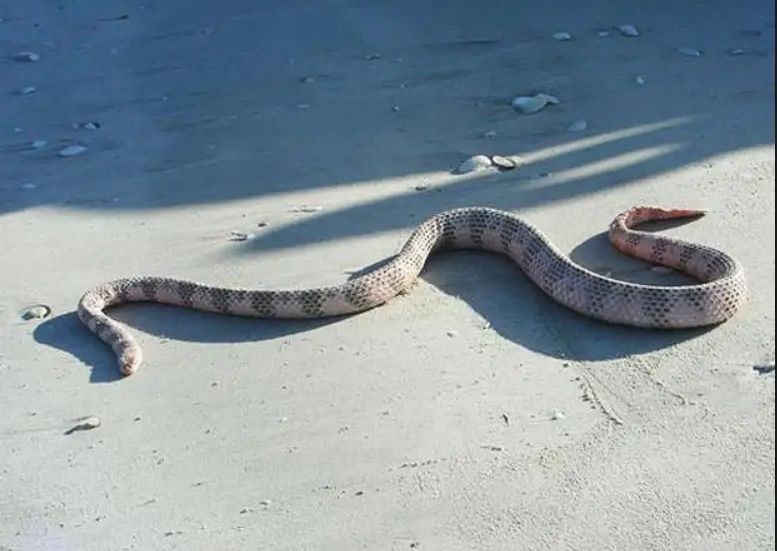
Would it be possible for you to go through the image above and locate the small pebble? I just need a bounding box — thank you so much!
[31,140,47,150]
[727,48,746,56]
[446,330,458,338]
[551,410,566,421]
[566,119,588,133]
[552,32,573,41]
[257,221,269,228]
[391,105,400,112]
[58,144,88,157]
[511,93,559,114]
[13,51,41,62]
[617,25,640,37]
[414,184,429,191]
[364,53,382,61]
[17,86,37,96]
[532,171,553,179]
[635,75,647,85]
[21,304,51,320]
[677,47,702,57]
[597,30,611,38]
[456,155,493,174]
[483,130,497,139]
[301,76,316,84]
[259,499,272,507]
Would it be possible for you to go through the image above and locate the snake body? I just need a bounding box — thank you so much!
[78,206,747,376]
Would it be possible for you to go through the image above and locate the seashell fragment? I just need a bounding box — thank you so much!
[228,230,251,241]
[65,416,101,434]
[566,119,588,133]
[551,410,566,421]
[73,121,100,131]
[511,93,560,114]
[456,155,493,174]
[58,144,88,157]
[635,75,646,85]
[677,47,702,57]
[17,86,37,96]
[490,155,519,170]
[13,51,41,62]
[21,304,51,320]
[617,25,640,37]
[292,205,323,213]
[552,32,573,41]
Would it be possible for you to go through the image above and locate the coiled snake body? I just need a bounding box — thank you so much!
[79,206,747,376]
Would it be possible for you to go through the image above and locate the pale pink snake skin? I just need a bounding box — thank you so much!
[79,206,747,376]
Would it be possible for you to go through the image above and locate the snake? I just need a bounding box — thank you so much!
[78,206,747,376]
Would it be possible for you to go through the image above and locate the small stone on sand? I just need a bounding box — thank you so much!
[566,120,588,133]
[58,144,88,157]
[617,25,640,37]
[677,47,702,57]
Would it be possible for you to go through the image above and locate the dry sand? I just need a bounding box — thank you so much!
[1,1,774,549]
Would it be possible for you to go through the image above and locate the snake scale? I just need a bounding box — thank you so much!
[79,206,747,376]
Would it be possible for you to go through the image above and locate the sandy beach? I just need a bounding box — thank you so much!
[1,1,774,549]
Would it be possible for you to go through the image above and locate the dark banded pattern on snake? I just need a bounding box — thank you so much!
[78,206,747,376]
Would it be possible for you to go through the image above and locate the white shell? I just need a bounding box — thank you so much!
[456,155,493,174]
[511,93,559,114]
[552,32,572,41]
[293,205,323,213]
[58,144,88,157]
[21,304,51,320]
[14,51,41,62]
[31,140,47,149]
[490,155,519,170]
[677,47,702,57]
[617,25,640,37]
[635,75,647,85]
[566,119,588,133]
[19,86,37,96]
